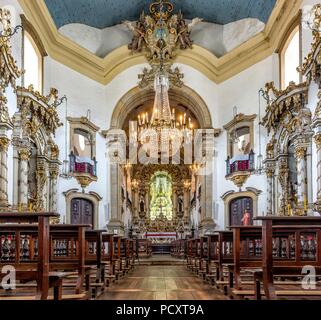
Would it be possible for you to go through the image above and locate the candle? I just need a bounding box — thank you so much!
[138,115,141,126]
[180,115,183,126]
[142,114,145,125]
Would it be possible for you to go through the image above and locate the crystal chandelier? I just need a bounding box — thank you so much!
[136,0,193,158]
[137,68,193,157]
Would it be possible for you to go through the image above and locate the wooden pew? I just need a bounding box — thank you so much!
[205,234,219,285]
[187,238,201,273]
[48,224,93,298]
[226,222,321,300]
[253,216,321,300]
[102,233,115,286]
[186,239,196,271]
[215,231,234,283]
[229,226,263,290]
[0,212,69,300]
[0,223,93,300]
[84,230,106,297]
[113,236,129,279]
[126,239,135,271]
[198,236,208,280]
[137,239,152,258]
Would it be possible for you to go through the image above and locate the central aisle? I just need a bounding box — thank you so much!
[98,263,228,300]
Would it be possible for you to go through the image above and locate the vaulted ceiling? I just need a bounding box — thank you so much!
[44,0,277,29]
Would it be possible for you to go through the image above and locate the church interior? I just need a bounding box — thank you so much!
[1,0,321,302]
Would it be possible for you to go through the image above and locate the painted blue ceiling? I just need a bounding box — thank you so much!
[44,0,277,29]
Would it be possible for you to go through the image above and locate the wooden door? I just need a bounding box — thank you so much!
[229,197,253,226]
[71,198,94,228]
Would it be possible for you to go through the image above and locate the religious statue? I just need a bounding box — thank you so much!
[123,13,146,53]
[177,13,192,49]
[139,196,145,213]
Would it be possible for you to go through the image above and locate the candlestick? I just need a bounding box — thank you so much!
[287,204,291,216]
[29,203,33,213]
[138,115,141,126]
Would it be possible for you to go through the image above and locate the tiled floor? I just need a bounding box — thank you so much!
[98,264,229,300]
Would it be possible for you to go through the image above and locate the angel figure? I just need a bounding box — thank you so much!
[177,15,202,50]
[123,20,146,52]
[188,17,203,32]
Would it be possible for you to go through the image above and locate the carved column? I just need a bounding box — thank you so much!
[183,184,190,222]
[172,185,177,218]
[266,167,275,215]
[278,157,288,216]
[49,165,59,212]
[145,186,150,217]
[199,144,216,235]
[295,146,307,215]
[19,148,30,210]
[107,163,124,235]
[132,185,139,222]
[0,137,9,210]
[314,133,321,212]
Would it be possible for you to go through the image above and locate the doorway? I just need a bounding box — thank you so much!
[229,197,253,226]
[71,198,94,227]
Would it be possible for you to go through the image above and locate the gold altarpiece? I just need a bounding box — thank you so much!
[263,81,313,216]
[0,8,62,217]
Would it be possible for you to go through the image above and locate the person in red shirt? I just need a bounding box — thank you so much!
[241,210,251,226]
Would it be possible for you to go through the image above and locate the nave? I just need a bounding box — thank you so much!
[98,263,228,301]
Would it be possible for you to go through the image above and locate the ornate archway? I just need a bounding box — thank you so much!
[107,84,215,236]
[110,85,213,130]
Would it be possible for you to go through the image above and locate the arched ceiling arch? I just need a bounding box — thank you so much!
[110,85,213,130]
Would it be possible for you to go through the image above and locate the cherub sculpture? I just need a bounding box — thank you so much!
[123,19,145,52]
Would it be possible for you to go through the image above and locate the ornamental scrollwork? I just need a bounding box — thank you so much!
[124,3,201,62]
[262,81,309,135]
[16,85,63,137]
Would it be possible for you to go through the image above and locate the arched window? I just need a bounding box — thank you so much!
[21,15,47,93]
[24,32,43,92]
[73,128,93,158]
[279,15,301,89]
